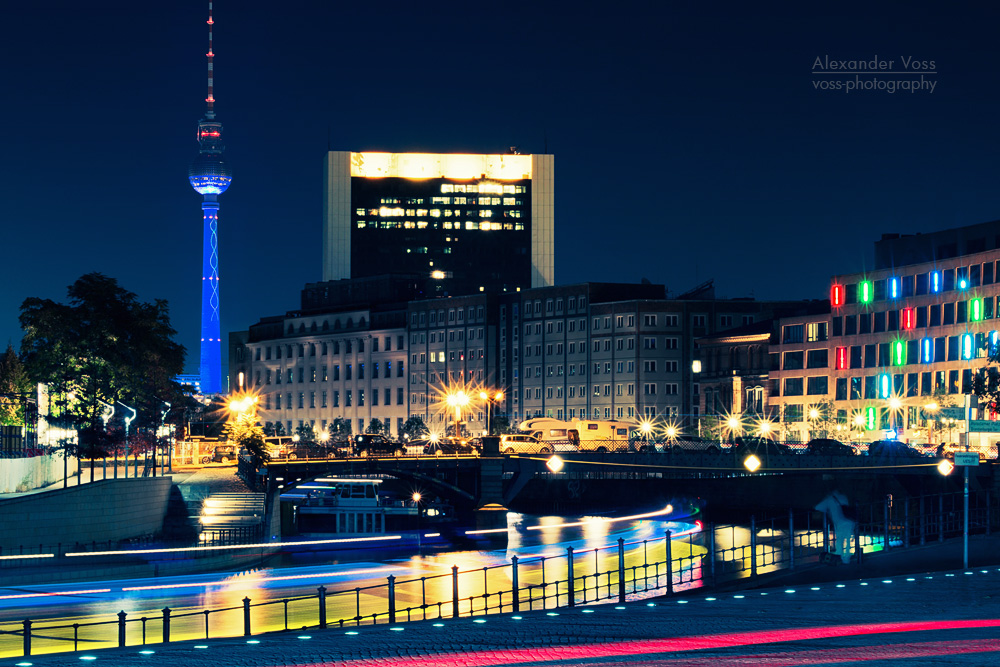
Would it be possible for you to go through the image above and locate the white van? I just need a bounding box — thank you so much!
[518,418,634,453]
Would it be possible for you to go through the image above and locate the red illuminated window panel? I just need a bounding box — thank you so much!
[836,347,847,370]
[902,307,914,330]
[830,284,845,307]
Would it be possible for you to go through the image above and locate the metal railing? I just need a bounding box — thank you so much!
[5,489,997,658]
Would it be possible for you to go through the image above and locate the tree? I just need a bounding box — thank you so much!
[0,344,31,426]
[19,273,188,435]
[492,415,513,434]
[224,410,269,464]
[400,416,428,440]
[295,423,316,444]
[330,417,352,439]
[366,418,385,434]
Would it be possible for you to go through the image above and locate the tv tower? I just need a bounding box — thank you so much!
[188,1,231,395]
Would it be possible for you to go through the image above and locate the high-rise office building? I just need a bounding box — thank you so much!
[322,151,554,296]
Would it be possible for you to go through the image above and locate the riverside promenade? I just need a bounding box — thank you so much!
[13,537,1000,667]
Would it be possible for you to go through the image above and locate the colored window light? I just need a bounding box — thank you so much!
[878,373,891,399]
[865,406,877,430]
[922,338,933,363]
[889,277,899,298]
[931,271,941,293]
[971,299,983,322]
[831,284,845,307]
[991,331,999,356]
[836,347,847,370]
[892,341,905,366]
[959,278,969,289]
[859,281,873,304]
[902,308,914,330]
[962,333,974,360]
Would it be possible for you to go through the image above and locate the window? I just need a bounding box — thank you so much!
[644,314,656,326]
[806,349,828,369]
[644,383,656,395]
[644,360,657,372]
[783,324,804,343]
[784,378,804,396]
[783,351,804,370]
[806,376,828,395]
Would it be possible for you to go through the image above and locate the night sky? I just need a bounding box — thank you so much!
[3,2,999,374]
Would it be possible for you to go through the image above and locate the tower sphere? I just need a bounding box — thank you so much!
[189,153,232,195]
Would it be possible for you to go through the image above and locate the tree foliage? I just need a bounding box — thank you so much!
[400,416,428,440]
[224,412,269,464]
[0,344,32,426]
[366,418,385,434]
[19,273,187,433]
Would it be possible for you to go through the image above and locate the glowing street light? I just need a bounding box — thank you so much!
[478,389,504,435]
[743,454,761,472]
[546,455,565,473]
[446,391,470,436]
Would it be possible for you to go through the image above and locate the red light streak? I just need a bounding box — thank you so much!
[289,618,1000,667]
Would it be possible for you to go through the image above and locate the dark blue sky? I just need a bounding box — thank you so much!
[3,1,999,373]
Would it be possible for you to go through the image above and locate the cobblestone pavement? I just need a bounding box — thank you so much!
[13,549,1000,667]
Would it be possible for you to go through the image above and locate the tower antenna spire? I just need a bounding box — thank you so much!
[205,1,215,119]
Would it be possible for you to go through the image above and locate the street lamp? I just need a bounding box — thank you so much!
[478,390,504,435]
[412,492,423,551]
[446,391,470,437]
[639,419,653,447]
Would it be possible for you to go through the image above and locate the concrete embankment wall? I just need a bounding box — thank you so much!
[0,477,172,552]
[0,453,78,493]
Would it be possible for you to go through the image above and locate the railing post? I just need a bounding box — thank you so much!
[884,494,891,551]
[452,565,460,618]
[904,501,910,548]
[789,509,795,570]
[617,537,625,603]
[566,547,575,607]
[919,495,926,545]
[665,530,673,596]
[750,516,757,581]
[318,586,327,629]
[22,619,31,656]
[161,607,171,644]
[987,491,992,537]
[243,597,251,636]
[823,511,829,553]
[118,610,127,648]
[708,522,716,587]
[511,556,519,613]
[388,575,396,623]
[939,494,945,543]
[854,510,862,566]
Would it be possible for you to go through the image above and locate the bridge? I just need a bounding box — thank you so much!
[249,447,997,513]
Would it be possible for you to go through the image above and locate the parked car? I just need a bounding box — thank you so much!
[499,434,553,454]
[867,439,924,458]
[353,433,405,457]
[420,436,479,456]
[662,437,725,455]
[732,438,792,459]
[805,438,857,456]
[201,444,236,464]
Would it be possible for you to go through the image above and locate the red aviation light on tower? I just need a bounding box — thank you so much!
[831,284,845,307]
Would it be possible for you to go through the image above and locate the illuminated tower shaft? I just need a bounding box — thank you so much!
[188,2,231,394]
[200,197,221,393]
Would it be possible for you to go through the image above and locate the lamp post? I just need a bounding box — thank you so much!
[478,390,504,435]
[446,391,470,437]
[412,492,422,552]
